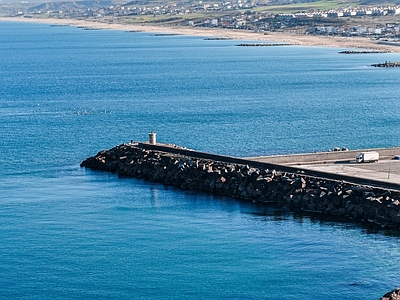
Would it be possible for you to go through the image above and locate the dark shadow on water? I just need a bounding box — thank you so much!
[290,209,400,237]
[94,170,400,237]
[184,187,400,237]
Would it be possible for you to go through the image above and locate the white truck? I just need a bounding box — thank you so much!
[356,151,379,163]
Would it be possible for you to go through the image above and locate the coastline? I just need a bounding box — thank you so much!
[1,16,400,53]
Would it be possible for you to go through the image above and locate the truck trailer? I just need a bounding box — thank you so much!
[356,151,379,163]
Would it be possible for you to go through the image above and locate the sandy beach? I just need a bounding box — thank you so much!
[1,16,400,53]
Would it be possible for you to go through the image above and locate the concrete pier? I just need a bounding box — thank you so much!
[81,142,400,228]
[246,147,400,187]
[246,147,400,165]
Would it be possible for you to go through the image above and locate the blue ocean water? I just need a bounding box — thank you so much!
[1,21,400,299]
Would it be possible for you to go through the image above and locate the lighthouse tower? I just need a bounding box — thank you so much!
[149,131,156,145]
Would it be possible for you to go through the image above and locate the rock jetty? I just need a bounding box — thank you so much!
[236,43,291,47]
[380,288,400,300]
[81,143,400,228]
[339,50,387,54]
[204,37,232,40]
[371,61,400,67]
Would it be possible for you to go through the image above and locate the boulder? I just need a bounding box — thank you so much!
[380,288,400,300]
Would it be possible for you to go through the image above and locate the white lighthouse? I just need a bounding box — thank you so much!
[149,131,156,145]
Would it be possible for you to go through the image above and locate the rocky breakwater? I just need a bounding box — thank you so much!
[371,61,400,67]
[380,287,400,300]
[236,43,291,47]
[81,143,400,228]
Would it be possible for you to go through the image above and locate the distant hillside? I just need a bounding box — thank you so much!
[121,0,400,6]
[2,0,399,16]
[2,0,399,5]
[27,0,113,12]
[359,0,399,5]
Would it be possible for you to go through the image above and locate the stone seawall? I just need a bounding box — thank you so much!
[80,143,400,228]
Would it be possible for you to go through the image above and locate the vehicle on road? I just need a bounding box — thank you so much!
[356,151,379,163]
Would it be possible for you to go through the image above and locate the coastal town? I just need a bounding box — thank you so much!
[5,0,400,42]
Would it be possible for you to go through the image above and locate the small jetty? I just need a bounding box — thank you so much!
[81,134,400,229]
[339,50,387,54]
[204,37,232,40]
[381,287,400,300]
[371,61,400,67]
[153,33,181,36]
[236,43,291,47]
[77,26,104,30]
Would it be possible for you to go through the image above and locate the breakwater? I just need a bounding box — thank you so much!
[339,50,387,54]
[371,61,400,67]
[81,143,400,228]
[204,37,232,40]
[236,43,291,47]
[248,146,400,165]
[380,287,400,300]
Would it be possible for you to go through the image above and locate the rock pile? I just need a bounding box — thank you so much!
[371,61,400,67]
[380,288,400,300]
[236,43,290,47]
[81,144,400,228]
[339,50,387,54]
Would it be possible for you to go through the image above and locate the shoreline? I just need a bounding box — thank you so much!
[2,16,400,52]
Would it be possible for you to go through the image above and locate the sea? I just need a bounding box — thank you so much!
[1,20,400,300]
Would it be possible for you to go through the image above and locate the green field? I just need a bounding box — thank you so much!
[254,1,361,13]
[118,0,399,25]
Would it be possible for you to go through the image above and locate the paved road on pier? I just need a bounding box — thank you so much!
[138,143,400,191]
[294,159,400,186]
